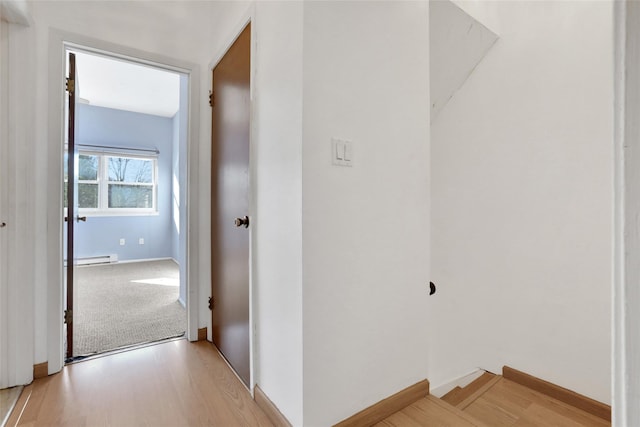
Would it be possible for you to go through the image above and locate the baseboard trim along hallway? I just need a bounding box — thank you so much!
[32,362,47,380]
[502,366,611,421]
[333,380,430,427]
[338,367,610,426]
[254,385,292,427]
[197,327,207,341]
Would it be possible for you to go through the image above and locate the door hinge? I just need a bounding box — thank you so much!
[209,90,214,108]
[66,78,75,94]
[64,309,73,324]
[208,296,214,311]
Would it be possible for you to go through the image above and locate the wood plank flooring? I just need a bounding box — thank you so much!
[464,378,609,427]
[1,386,23,426]
[6,339,273,427]
[377,375,610,427]
[4,343,611,427]
[374,395,480,427]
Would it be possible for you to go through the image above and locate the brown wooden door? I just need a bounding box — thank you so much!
[211,23,251,387]
[65,52,80,359]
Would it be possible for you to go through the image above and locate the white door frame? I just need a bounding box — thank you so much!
[614,1,640,424]
[46,30,200,373]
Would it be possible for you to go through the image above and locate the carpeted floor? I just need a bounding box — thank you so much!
[74,259,186,357]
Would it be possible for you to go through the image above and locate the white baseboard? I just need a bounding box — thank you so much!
[430,368,486,398]
[116,257,174,265]
[74,256,175,267]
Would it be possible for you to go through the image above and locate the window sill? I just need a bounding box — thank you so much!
[64,208,159,218]
[82,211,160,218]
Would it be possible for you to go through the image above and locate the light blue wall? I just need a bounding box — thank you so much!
[74,104,175,261]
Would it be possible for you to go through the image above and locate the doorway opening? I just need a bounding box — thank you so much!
[63,47,189,361]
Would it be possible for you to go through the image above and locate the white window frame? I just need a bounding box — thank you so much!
[65,149,159,217]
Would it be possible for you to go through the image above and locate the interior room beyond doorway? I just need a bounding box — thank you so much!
[63,48,189,360]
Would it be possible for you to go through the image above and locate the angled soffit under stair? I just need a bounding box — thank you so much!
[430,0,498,121]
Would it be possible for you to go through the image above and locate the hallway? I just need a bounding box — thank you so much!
[6,340,273,426]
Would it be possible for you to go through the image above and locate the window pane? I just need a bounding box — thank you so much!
[108,157,153,183]
[78,183,98,208]
[79,155,98,180]
[108,184,153,208]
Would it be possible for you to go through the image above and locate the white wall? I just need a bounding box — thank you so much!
[252,2,304,425]
[0,8,35,389]
[212,3,431,424]
[202,4,307,424]
[0,12,37,387]
[430,0,612,404]
[301,2,430,425]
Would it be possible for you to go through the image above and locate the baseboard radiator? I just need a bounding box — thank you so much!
[76,254,118,266]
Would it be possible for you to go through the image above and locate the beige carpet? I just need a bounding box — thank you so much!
[74,259,186,357]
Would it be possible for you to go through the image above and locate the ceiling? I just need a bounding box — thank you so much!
[71,50,180,118]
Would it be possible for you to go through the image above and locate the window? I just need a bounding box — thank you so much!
[65,150,158,215]
[78,154,99,208]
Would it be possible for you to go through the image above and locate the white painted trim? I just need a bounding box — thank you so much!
[47,29,200,374]
[206,1,257,392]
[429,368,485,398]
[613,1,638,424]
[612,1,624,424]
[249,3,258,396]
[0,17,9,389]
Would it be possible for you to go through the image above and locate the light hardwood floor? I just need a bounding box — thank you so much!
[7,339,273,426]
[377,376,609,427]
[464,377,609,427]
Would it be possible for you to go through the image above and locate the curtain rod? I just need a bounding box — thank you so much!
[77,143,160,155]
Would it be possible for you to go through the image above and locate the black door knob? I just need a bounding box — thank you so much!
[234,216,249,228]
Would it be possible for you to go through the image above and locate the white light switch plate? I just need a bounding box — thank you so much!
[332,137,353,167]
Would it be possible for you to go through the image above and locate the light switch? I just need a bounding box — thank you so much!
[344,141,352,161]
[335,142,344,160]
[331,137,353,167]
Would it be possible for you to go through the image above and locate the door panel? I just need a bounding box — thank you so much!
[65,52,80,360]
[211,23,251,387]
